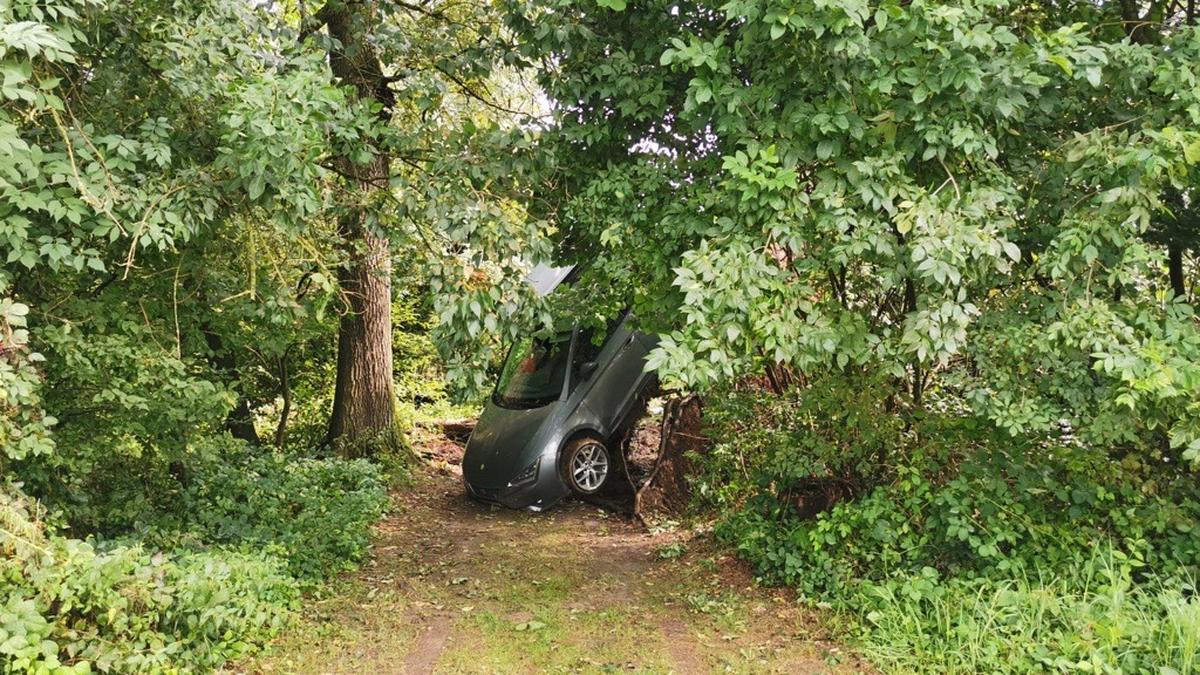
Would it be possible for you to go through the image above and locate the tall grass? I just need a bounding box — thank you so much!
[858,552,1200,673]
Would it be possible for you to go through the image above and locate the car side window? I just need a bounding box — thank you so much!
[572,327,602,374]
[571,310,630,381]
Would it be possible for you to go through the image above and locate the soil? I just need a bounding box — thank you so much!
[237,422,869,675]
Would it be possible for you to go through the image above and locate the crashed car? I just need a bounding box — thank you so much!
[462,308,657,510]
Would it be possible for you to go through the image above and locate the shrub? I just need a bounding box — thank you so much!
[1,432,390,672]
[136,436,390,582]
[709,380,1199,598]
[701,381,1200,671]
[719,434,1200,601]
[1,485,298,673]
[24,325,235,533]
[695,374,907,513]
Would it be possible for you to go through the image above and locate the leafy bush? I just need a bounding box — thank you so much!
[696,375,905,513]
[701,382,1200,671]
[710,379,1199,593]
[721,433,1199,601]
[17,322,236,535]
[1,432,389,672]
[0,298,56,463]
[15,419,388,584]
[1,485,298,673]
[144,437,390,581]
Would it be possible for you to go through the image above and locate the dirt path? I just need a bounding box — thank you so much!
[240,456,863,674]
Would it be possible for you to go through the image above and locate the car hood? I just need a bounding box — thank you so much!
[462,400,558,488]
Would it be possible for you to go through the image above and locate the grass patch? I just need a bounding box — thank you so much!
[435,605,674,674]
[858,555,1200,674]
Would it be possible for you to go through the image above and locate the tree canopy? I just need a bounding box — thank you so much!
[506,0,1200,463]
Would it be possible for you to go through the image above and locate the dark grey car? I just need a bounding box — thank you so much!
[462,311,657,510]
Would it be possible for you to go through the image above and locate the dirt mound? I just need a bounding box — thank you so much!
[632,395,705,522]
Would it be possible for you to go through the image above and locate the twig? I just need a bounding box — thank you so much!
[172,261,182,359]
[937,155,961,200]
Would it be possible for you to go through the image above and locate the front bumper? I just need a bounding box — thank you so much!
[463,469,568,511]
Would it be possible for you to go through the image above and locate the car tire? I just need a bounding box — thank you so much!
[560,436,610,496]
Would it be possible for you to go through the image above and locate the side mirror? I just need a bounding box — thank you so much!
[579,360,598,379]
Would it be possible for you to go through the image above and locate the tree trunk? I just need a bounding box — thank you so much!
[318,1,398,454]
[327,197,396,452]
[274,354,292,448]
[227,397,261,446]
[633,395,705,523]
[904,276,923,408]
[1168,244,1186,299]
[201,324,261,446]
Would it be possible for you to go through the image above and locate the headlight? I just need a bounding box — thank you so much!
[507,458,540,487]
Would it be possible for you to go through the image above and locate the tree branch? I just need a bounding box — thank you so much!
[298,2,332,44]
[432,64,526,117]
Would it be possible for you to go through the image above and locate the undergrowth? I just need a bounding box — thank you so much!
[134,437,390,582]
[0,436,389,672]
[699,377,1200,673]
[859,556,1199,673]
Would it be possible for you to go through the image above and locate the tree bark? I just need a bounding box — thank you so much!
[634,395,705,523]
[227,397,262,446]
[1168,244,1187,299]
[904,276,923,408]
[327,198,396,451]
[317,1,398,454]
[274,353,292,448]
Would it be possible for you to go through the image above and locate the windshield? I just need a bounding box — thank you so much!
[493,332,572,409]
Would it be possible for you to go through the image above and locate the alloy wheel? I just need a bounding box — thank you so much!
[570,442,608,492]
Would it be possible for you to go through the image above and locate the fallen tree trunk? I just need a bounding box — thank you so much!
[431,418,476,444]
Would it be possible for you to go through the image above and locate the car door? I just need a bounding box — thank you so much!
[576,317,653,434]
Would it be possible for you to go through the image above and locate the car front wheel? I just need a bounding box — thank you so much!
[561,437,610,495]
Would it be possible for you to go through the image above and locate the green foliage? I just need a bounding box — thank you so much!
[0,434,387,672]
[22,321,233,531]
[393,289,445,404]
[701,386,1200,670]
[656,541,687,560]
[134,437,390,582]
[859,554,1199,674]
[15,429,388,582]
[0,0,534,670]
[694,375,904,512]
[1,484,298,673]
[0,298,55,462]
[712,388,1199,591]
[509,0,1200,466]
[513,3,1200,664]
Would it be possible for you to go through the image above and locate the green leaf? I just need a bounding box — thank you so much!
[874,9,888,31]
[1184,140,1200,165]
[1048,54,1073,77]
[1002,242,1020,262]
[596,0,627,10]
[247,176,265,200]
